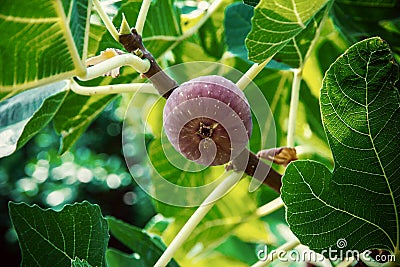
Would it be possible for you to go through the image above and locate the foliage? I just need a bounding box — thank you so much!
[9,201,108,267]
[1,0,399,266]
[282,37,400,254]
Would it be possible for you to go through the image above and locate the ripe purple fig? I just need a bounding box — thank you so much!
[163,75,252,166]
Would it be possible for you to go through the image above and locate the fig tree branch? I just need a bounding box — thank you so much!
[228,149,283,193]
[119,28,179,98]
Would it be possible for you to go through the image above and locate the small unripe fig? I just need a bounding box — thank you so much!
[163,75,252,166]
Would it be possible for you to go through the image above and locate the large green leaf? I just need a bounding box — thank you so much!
[0,0,91,93]
[272,6,328,68]
[61,0,92,60]
[282,37,400,254]
[0,81,68,158]
[227,2,330,69]
[331,0,400,56]
[9,201,109,267]
[106,217,179,267]
[224,2,290,70]
[53,91,116,154]
[245,0,330,64]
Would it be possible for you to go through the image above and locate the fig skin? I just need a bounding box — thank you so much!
[163,75,252,166]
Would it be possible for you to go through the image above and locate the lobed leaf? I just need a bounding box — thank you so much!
[245,0,330,64]
[227,2,328,69]
[282,37,400,254]
[9,201,109,267]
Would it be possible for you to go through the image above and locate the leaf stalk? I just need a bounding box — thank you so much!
[135,0,152,35]
[70,79,157,95]
[92,0,119,41]
[76,53,151,81]
[287,68,302,147]
[236,57,272,90]
[119,29,179,97]
[153,172,241,267]
[256,197,284,217]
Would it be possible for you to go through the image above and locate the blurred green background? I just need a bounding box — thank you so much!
[0,97,157,265]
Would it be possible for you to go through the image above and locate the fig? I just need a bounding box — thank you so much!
[163,75,252,166]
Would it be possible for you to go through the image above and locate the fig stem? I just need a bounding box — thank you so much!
[230,149,283,193]
[251,239,300,267]
[92,0,119,41]
[70,79,157,95]
[135,0,152,35]
[119,29,179,98]
[287,68,302,147]
[154,172,241,267]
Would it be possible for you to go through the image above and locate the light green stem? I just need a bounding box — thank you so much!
[135,0,152,35]
[77,54,150,81]
[92,0,119,41]
[154,172,241,267]
[255,197,284,217]
[286,69,302,147]
[70,79,157,95]
[236,57,272,90]
[285,1,332,147]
